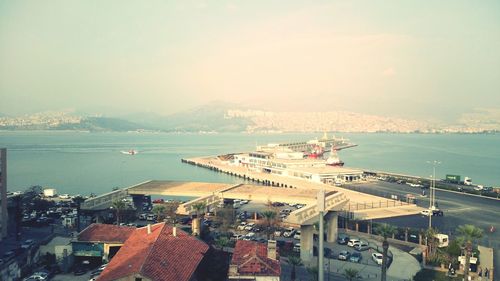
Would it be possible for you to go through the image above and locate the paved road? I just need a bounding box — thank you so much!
[346,180,499,277]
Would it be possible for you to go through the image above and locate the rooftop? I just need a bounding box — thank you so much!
[288,165,363,175]
[98,223,209,281]
[230,240,281,277]
[78,223,135,243]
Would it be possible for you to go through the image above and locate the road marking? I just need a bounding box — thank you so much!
[445,207,476,213]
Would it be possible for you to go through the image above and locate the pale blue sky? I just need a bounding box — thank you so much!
[1,0,499,121]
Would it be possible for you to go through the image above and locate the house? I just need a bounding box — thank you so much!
[98,222,210,281]
[228,240,281,281]
[39,236,73,271]
[72,223,135,265]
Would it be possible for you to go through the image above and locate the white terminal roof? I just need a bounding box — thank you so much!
[288,166,363,175]
[269,158,326,165]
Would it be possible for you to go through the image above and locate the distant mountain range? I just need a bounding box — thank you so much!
[1,104,499,133]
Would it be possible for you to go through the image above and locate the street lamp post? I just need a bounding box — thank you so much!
[318,189,325,281]
[427,160,440,229]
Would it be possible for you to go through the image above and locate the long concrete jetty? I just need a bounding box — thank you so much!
[182,156,423,220]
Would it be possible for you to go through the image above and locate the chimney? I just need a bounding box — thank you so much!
[229,264,238,276]
[173,226,177,237]
[147,224,151,234]
[267,240,277,260]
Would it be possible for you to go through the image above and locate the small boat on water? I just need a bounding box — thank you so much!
[121,150,138,155]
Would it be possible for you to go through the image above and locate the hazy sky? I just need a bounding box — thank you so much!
[1,1,499,120]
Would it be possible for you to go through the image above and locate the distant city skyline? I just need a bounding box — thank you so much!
[1,1,499,122]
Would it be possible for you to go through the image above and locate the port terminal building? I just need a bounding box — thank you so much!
[231,152,363,184]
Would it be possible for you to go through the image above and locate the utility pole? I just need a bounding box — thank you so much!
[427,160,440,229]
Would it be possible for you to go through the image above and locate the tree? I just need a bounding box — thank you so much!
[192,202,206,219]
[456,224,483,279]
[215,236,229,251]
[288,255,302,281]
[191,202,206,236]
[343,268,360,281]
[72,196,86,232]
[261,210,277,240]
[164,202,180,224]
[216,206,236,232]
[112,200,126,225]
[424,228,438,258]
[152,205,166,222]
[307,266,319,281]
[375,223,397,281]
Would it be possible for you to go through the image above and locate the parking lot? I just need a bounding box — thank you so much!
[219,200,389,279]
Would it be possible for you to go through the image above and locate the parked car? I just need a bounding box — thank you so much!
[372,253,384,265]
[338,250,350,261]
[337,234,350,245]
[354,241,370,251]
[21,239,35,249]
[347,238,360,247]
[230,234,244,241]
[293,230,301,240]
[293,243,300,252]
[350,252,362,263]
[283,227,296,238]
[274,230,283,237]
[244,222,255,231]
[98,263,108,270]
[237,222,247,230]
[90,269,103,277]
[3,251,15,259]
[243,232,256,240]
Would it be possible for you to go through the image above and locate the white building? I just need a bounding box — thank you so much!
[232,151,363,184]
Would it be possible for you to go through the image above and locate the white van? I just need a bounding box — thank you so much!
[434,234,449,248]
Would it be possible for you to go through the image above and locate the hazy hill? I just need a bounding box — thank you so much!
[118,101,252,132]
[57,117,151,132]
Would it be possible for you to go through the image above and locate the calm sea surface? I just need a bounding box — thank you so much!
[1,131,499,195]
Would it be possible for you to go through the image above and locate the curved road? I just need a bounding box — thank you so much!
[345,180,499,277]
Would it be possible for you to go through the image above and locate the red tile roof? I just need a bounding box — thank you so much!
[231,240,281,277]
[98,223,209,281]
[78,224,135,243]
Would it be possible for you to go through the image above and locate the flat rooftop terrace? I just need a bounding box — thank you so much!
[128,180,323,204]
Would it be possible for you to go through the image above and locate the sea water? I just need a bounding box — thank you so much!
[1,131,499,195]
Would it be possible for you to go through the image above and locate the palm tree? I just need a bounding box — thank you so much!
[343,268,360,281]
[261,210,277,240]
[456,224,483,279]
[288,255,302,281]
[72,196,86,232]
[112,200,126,225]
[307,266,319,281]
[191,202,206,236]
[375,223,397,281]
[425,227,438,258]
[192,202,206,219]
